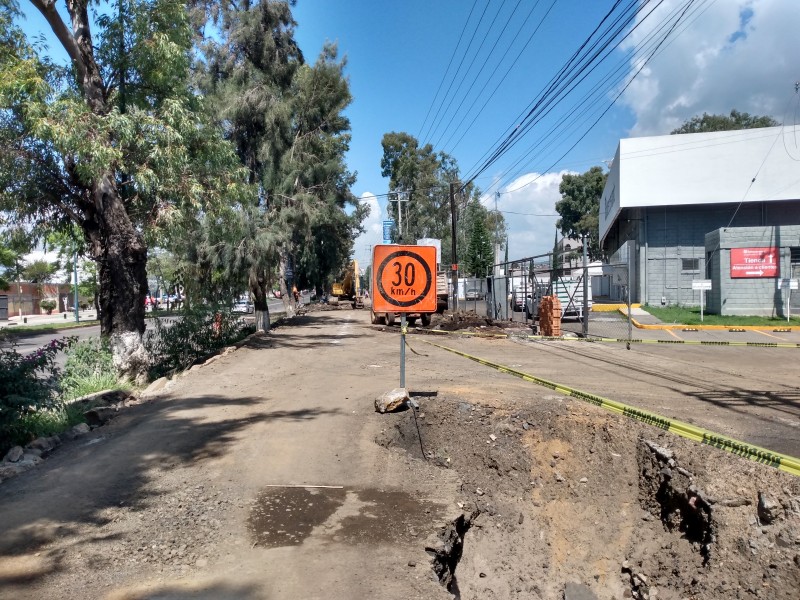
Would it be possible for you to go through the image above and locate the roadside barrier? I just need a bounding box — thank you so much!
[418,338,800,477]
[419,328,800,348]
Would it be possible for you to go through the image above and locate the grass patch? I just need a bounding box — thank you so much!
[642,304,800,326]
[0,320,100,338]
[14,403,87,442]
[61,338,131,402]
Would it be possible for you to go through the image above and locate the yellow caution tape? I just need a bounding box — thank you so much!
[418,328,800,348]
[419,338,800,477]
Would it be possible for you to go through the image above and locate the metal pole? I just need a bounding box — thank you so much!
[400,314,406,388]
[582,235,588,337]
[397,195,402,243]
[449,182,458,317]
[73,250,79,323]
[700,289,704,322]
[627,247,633,347]
[16,258,22,318]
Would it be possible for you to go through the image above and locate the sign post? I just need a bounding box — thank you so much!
[691,279,712,322]
[777,279,799,323]
[382,220,395,244]
[372,245,437,388]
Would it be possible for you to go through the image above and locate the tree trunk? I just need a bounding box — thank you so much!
[278,252,295,317]
[33,0,148,381]
[89,175,149,382]
[250,270,270,333]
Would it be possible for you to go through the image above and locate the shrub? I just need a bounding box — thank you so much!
[61,338,129,402]
[0,338,70,451]
[145,306,255,379]
[40,299,57,313]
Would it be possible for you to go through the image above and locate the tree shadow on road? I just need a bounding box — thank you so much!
[0,392,341,569]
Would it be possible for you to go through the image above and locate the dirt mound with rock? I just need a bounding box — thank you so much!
[377,391,800,599]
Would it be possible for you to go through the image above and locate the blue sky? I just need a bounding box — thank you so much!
[18,0,800,266]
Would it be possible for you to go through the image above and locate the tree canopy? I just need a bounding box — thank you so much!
[0,0,247,378]
[379,131,503,266]
[671,109,779,134]
[555,166,607,261]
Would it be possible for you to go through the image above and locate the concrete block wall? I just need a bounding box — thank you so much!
[706,225,800,316]
[605,200,800,308]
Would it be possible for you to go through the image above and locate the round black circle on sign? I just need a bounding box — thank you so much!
[377,250,433,308]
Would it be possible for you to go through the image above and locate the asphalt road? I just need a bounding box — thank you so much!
[3,297,291,368]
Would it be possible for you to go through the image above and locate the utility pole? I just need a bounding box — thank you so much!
[73,250,80,323]
[450,182,459,315]
[582,235,588,336]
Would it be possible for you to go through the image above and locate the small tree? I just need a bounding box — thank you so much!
[555,166,607,261]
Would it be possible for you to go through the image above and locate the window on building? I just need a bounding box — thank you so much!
[681,258,700,273]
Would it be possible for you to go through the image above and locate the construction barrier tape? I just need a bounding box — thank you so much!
[419,338,800,477]
[417,328,800,348]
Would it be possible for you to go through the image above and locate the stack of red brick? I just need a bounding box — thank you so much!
[539,295,562,337]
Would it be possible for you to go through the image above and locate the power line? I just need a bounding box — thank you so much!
[460,0,644,186]
[430,0,526,150]
[500,0,698,195]
[419,0,492,144]
[494,0,708,193]
[416,0,480,140]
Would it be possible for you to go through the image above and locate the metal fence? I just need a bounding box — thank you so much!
[452,253,634,341]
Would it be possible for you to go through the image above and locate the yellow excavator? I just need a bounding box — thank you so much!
[329,259,365,309]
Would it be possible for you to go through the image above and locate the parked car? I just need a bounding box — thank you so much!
[233,297,254,313]
[510,286,528,312]
[465,288,483,301]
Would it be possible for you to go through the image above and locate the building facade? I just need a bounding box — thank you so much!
[600,126,800,310]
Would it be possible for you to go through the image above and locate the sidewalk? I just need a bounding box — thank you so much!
[628,306,663,325]
[0,310,98,329]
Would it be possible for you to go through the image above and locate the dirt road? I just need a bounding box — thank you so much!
[1,309,799,600]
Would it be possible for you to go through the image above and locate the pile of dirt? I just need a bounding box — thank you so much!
[377,391,800,599]
[428,312,530,335]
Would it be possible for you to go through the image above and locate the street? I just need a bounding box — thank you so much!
[0,308,798,599]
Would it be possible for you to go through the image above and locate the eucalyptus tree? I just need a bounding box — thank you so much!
[380,132,489,266]
[199,2,363,329]
[0,1,245,379]
[197,0,301,330]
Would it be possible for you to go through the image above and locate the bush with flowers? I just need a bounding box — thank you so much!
[0,338,71,451]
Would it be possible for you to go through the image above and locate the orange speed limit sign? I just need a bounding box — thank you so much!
[372,245,437,313]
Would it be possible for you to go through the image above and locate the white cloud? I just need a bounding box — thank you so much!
[483,171,570,262]
[352,191,385,267]
[621,0,800,135]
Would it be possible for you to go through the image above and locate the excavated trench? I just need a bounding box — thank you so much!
[376,392,800,600]
[425,511,479,598]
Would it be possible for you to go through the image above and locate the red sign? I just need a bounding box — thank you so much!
[372,245,437,313]
[730,247,778,278]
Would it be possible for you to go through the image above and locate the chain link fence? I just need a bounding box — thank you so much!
[452,252,635,341]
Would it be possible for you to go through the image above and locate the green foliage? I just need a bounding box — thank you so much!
[12,402,85,447]
[39,298,56,313]
[463,199,494,277]
[195,8,363,309]
[380,132,457,250]
[0,337,69,450]
[61,338,129,402]
[23,259,57,283]
[0,245,15,290]
[642,304,800,326]
[144,306,255,378]
[671,110,779,134]
[0,0,248,352]
[555,166,607,261]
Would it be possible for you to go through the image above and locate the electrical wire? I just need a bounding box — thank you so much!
[419,0,492,144]
[494,0,708,193]
[416,0,481,141]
